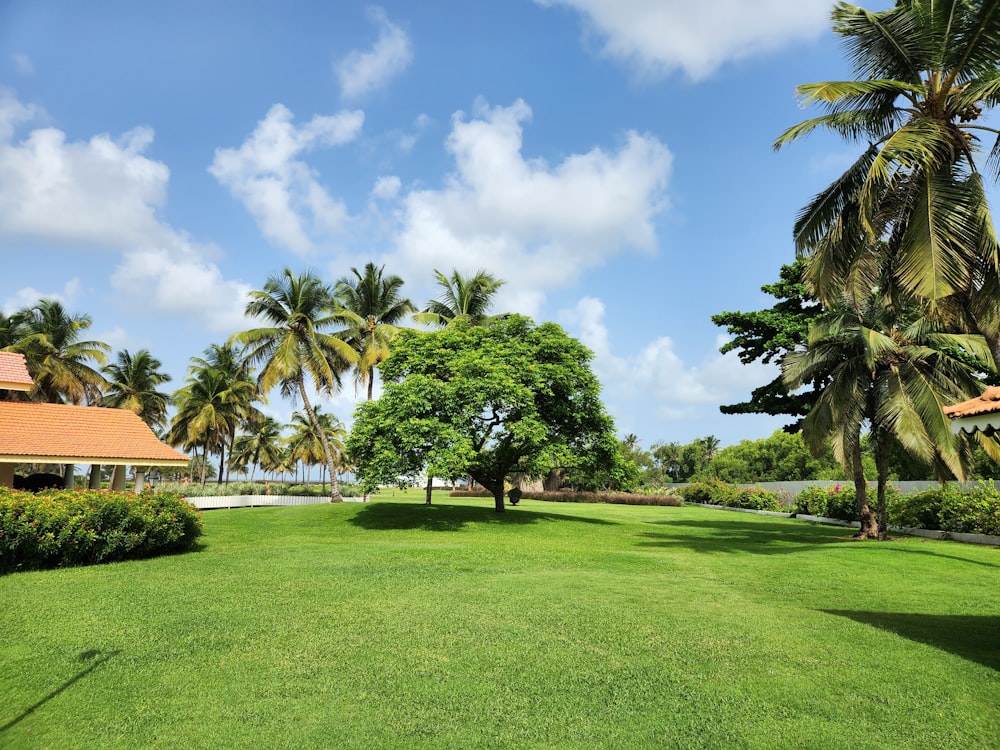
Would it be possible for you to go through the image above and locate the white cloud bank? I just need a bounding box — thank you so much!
[536,0,831,80]
[210,103,364,255]
[560,296,778,426]
[389,99,672,315]
[335,6,413,98]
[0,90,250,332]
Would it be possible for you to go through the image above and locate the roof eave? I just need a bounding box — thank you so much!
[0,455,190,466]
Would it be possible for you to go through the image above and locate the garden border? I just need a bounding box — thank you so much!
[686,502,1000,546]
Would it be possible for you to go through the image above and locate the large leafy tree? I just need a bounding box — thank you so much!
[348,316,620,512]
[333,262,415,402]
[231,268,357,502]
[783,294,991,539]
[415,268,506,328]
[101,349,172,430]
[712,260,826,428]
[6,299,109,404]
[775,1,1000,357]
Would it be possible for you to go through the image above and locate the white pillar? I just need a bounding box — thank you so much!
[134,469,145,494]
[0,463,13,488]
[63,464,75,489]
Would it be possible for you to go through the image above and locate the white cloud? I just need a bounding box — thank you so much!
[12,53,34,75]
[3,278,81,314]
[389,99,671,308]
[560,297,778,421]
[110,242,253,334]
[372,175,401,200]
[209,103,363,254]
[537,0,830,80]
[335,6,413,99]
[0,93,171,248]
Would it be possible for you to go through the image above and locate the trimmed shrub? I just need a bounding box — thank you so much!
[793,484,881,522]
[889,487,944,530]
[938,483,1000,535]
[678,477,736,506]
[449,489,682,507]
[727,486,785,512]
[0,488,202,573]
[161,481,362,498]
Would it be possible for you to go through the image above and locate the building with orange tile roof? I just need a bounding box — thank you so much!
[0,351,188,490]
[943,386,1000,436]
[0,351,33,393]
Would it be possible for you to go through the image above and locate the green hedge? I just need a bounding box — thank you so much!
[159,481,363,498]
[678,479,786,512]
[0,488,203,573]
[449,489,682,507]
[890,483,1000,536]
[792,484,883,522]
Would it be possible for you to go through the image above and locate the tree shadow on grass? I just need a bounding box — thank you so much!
[347,502,615,532]
[0,648,121,734]
[822,611,1000,672]
[638,519,1000,566]
[635,518,854,556]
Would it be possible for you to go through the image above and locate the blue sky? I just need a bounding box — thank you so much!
[0,0,895,449]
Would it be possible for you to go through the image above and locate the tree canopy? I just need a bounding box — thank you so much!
[712,260,825,428]
[347,315,620,511]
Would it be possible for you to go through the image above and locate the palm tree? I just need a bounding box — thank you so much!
[101,349,172,430]
[231,268,357,502]
[287,407,346,490]
[775,1,1000,357]
[415,268,506,328]
[698,435,721,462]
[333,262,415,402]
[7,299,109,404]
[231,416,283,483]
[783,293,991,539]
[191,343,261,484]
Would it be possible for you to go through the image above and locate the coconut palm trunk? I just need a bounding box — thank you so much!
[297,375,342,502]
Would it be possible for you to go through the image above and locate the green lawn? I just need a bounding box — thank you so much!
[1,494,998,749]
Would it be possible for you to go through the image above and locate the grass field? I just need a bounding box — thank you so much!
[1,493,998,749]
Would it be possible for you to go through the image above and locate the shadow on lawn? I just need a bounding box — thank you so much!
[635,518,852,555]
[0,648,121,734]
[638,519,1000,566]
[348,502,614,532]
[823,611,1000,672]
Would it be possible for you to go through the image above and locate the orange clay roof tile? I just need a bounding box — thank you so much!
[943,386,1000,419]
[0,352,33,391]
[0,401,188,464]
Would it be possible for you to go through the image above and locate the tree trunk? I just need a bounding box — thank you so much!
[851,439,878,539]
[875,428,891,541]
[425,474,433,505]
[297,376,342,502]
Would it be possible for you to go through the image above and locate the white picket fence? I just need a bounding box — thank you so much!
[185,494,363,510]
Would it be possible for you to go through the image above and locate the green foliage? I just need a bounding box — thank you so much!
[158,481,363,498]
[678,479,785,511]
[890,483,1000,536]
[0,488,202,573]
[700,430,840,483]
[678,477,736,506]
[449,489,681,506]
[712,260,825,426]
[793,484,870,521]
[348,316,619,509]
